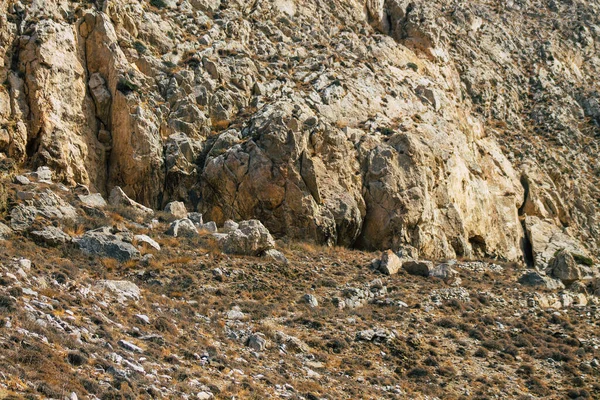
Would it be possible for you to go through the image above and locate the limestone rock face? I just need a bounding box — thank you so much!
[0,0,598,260]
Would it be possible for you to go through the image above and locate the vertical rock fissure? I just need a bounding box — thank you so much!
[518,175,534,267]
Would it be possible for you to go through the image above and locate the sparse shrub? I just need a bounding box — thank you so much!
[567,389,590,399]
[116,78,139,94]
[572,253,593,266]
[406,366,430,379]
[67,351,88,366]
[0,295,15,313]
[482,339,502,351]
[474,347,488,358]
[378,127,394,136]
[134,41,147,54]
[436,317,457,329]
[516,363,534,376]
[154,316,177,334]
[150,0,168,8]
[406,62,418,71]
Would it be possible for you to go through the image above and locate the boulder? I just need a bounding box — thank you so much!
[263,249,289,265]
[28,166,52,182]
[95,280,141,302]
[134,234,161,251]
[429,262,457,280]
[188,213,203,226]
[74,228,141,261]
[222,220,239,233]
[30,227,72,246]
[10,189,77,231]
[377,249,403,275]
[109,187,154,217]
[518,271,565,290]
[246,333,267,351]
[403,260,434,277]
[164,201,188,219]
[0,222,12,240]
[166,219,198,237]
[302,294,319,307]
[14,175,30,185]
[549,250,582,283]
[78,193,107,208]
[221,220,275,256]
[524,216,589,268]
[200,221,218,233]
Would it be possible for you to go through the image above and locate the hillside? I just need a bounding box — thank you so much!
[0,0,599,398]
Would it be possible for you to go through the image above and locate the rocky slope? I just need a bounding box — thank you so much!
[1,0,598,265]
[0,174,598,399]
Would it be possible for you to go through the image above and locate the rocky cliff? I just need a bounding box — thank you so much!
[1,0,599,265]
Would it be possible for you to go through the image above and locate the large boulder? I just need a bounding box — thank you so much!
[10,189,77,231]
[74,227,140,261]
[519,271,565,291]
[377,249,404,275]
[548,250,583,283]
[221,220,275,256]
[524,216,590,269]
[166,219,198,238]
[164,201,188,219]
[403,260,434,277]
[30,227,72,246]
[78,193,107,208]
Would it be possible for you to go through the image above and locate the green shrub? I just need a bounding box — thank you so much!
[116,78,139,95]
[572,253,593,266]
[150,0,168,8]
[134,41,148,54]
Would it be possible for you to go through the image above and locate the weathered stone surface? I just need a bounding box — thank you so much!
[79,193,107,208]
[0,222,12,240]
[109,187,154,216]
[166,219,198,238]
[0,0,598,264]
[30,227,72,246]
[263,249,289,265]
[134,234,161,251]
[403,260,434,277]
[221,220,275,256]
[164,201,188,219]
[74,228,141,261]
[524,216,590,269]
[95,280,141,302]
[519,271,565,291]
[377,249,403,275]
[549,250,583,283]
[246,334,267,351]
[10,189,77,231]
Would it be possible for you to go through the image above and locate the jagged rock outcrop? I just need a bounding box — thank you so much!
[0,0,598,262]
